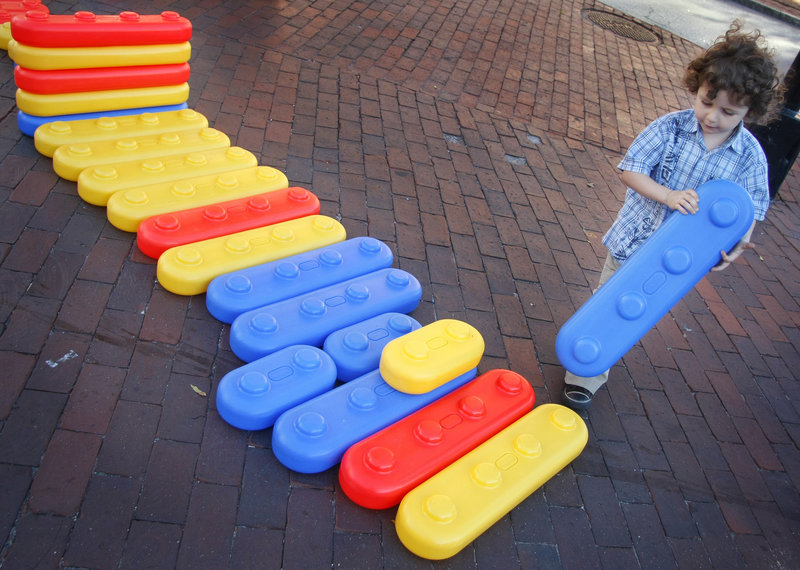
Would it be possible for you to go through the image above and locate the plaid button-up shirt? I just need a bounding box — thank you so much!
[603,109,769,263]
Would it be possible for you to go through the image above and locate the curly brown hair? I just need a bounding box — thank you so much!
[683,21,783,123]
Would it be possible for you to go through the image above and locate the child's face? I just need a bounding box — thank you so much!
[693,83,750,139]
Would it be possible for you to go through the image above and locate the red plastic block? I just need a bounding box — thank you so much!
[14,63,191,95]
[10,11,192,48]
[136,187,321,259]
[339,369,535,510]
[0,1,48,23]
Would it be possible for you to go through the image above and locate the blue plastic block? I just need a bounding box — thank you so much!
[216,345,337,431]
[206,237,394,324]
[229,268,423,363]
[17,103,189,137]
[556,180,755,377]
[271,367,478,473]
[323,312,422,381]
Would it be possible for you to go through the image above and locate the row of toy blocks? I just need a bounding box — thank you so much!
[107,165,290,232]
[52,126,231,181]
[396,403,588,559]
[228,267,423,361]
[8,11,192,121]
[136,187,321,259]
[157,215,346,296]
[219,316,481,433]
[206,237,396,323]
[221,316,485,434]
[216,312,421,430]
[35,108,209,157]
[272,367,479,474]
[267,320,485,473]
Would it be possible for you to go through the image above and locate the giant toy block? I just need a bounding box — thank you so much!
[16,83,191,117]
[78,146,257,206]
[216,345,337,431]
[14,63,191,95]
[105,165,288,230]
[324,312,422,382]
[0,20,10,50]
[10,10,192,47]
[229,268,423,362]
[395,403,588,559]
[380,319,485,394]
[8,39,192,70]
[16,104,189,137]
[0,1,48,50]
[136,187,320,259]
[271,368,478,474]
[34,108,208,157]
[339,369,535,510]
[9,10,193,133]
[556,180,755,377]
[156,215,346,296]
[205,237,395,324]
[52,127,230,181]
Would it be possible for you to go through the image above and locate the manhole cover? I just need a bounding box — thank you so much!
[585,10,659,43]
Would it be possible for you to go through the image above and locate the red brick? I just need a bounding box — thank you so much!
[0,351,34,420]
[176,483,238,568]
[60,364,125,434]
[283,487,334,568]
[0,390,66,466]
[29,429,101,516]
[78,237,131,283]
[2,513,72,568]
[140,289,188,344]
[122,521,182,570]
[96,400,160,477]
[63,474,140,569]
[137,439,199,524]
[195,412,247,486]
[87,307,141,367]
[10,169,58,206]
[1,228,57,272]
[55,279,113,333]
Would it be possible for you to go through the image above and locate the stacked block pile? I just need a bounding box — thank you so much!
[9,11,589,562]
[8,9,191,135]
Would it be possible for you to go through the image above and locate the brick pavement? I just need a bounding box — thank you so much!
[1,0,799,568]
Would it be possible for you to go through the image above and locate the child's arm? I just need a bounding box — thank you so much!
[712,221,756,271]
[620,171,700,215]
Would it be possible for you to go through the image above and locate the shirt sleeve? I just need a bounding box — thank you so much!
[736,134,770,221]
[617,114,675,177]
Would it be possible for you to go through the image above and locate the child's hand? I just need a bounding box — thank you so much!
[712,240,755,271]
[665,189,700,214]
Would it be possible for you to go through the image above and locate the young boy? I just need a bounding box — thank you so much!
[561,21,783,411]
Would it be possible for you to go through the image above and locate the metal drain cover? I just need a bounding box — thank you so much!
[586,10,659,43]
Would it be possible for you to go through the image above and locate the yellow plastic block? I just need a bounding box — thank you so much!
[35,109,208,157]
[0,22,10,51]
[7,39,191,70]
[380,319,485,394]
[156,215,347,296]
[105,165,289,231]
[78,147,257,206]
[16,83,190,117]
[396,404,588,560]
[52,127,230,182]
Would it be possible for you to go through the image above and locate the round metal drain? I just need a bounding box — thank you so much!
[585,10,659,43]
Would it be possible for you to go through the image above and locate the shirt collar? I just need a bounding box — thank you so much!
[686,112,745,153]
